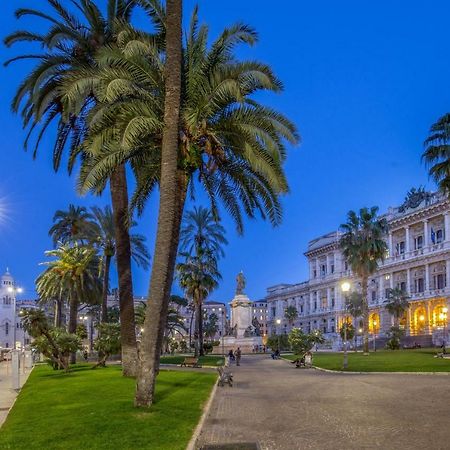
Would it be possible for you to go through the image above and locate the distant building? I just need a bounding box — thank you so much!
[251,300,268,341]
[265,190,450,348]
[0,269,37,350]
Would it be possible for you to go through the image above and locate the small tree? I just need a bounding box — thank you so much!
[267,333,290,351]
[339,322,355,342]
[94,323,121,368]
[288,328,325,356]
[385,326,405,350]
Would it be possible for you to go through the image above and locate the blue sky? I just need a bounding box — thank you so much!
[0,0,449,303]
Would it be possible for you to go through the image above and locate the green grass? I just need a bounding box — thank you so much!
[0,364,216,450]
[283,348,450,372]
[160,355,224,366]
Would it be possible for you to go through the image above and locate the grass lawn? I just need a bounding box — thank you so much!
[283,348,450,372]
[0,364,216,450]
[160,355,224,366]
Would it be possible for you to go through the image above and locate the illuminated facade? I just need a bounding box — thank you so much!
[265,191,450,348]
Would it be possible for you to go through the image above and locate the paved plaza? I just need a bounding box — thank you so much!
[0,360,31,427]
[197,355,450,450]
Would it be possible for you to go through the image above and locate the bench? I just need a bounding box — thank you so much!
[180,357,199,367]
[217,367,233,387]
[435,352,450,359]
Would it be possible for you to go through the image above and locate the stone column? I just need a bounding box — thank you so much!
[379,276,384,301]
[427,301,432,334]
[424,220,429,247]
[445,213,450,242]
[406,269,411,295]
[388,232,393,257]
[446,259,450,289]
[406,308,411,336]
[315,259,320,278]
[405,226,410,253]
[326,287,331,310]
[389,273,394,289]
[425,263,430,292]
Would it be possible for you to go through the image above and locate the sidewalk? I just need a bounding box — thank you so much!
[0,360,32,428]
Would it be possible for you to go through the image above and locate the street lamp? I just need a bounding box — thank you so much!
[341,282,350,369]
[8,286,23,350]
[219,307,225,358]
[373,320,377,352]
[276,318,281,352]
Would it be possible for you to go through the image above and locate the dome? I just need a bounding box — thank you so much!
[1,267,14,284]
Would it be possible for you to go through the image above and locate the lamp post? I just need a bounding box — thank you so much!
[341,281,351,369]
[8,286,23,350]
[219,307,225,359]
[276,318,281,352]
[373,320,377,352]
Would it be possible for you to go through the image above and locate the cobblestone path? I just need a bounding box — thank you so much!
[197,354,450,449]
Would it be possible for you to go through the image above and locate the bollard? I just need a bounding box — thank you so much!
[11,350,20,390]
[24,350,33,369]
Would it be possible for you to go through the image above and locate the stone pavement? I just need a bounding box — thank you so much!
[197,354,450,450]
[0,360,32,428]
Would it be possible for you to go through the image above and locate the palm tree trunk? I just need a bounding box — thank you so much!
[361,276,369,354]
[54,298,62,328]
[110,165,137,376]
[135,0,183,407]
[189,307,195,350]
[101,255,112,323]
[68,299,78,364]
[198,297,204,356]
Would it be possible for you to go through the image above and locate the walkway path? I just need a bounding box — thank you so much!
[197,354,450,449]
[0,360,32,428]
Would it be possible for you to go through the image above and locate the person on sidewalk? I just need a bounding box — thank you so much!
[236,347,242,366]
[228,349,235,365]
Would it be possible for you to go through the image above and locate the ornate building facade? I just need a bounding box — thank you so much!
[265,191,450,348]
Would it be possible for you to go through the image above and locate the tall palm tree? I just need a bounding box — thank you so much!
[384,287,409,327]
[36,243,102,363]
[340,207,388,354]
[177,206,227,355]
[90,205,150,323]
[5,0,150,376]
[61,7,298,403]
[284,305,298,327]
[423,113,450,195]
[49,204,98,245]
[177,251,221,356]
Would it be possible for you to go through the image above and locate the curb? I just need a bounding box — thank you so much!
[312,365,450,375]
[186,375,219,450]
[280,356,450,375]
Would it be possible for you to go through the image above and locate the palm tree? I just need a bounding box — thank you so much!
[423,113,450,195]
[49,204,99,246]
[36,243,102,363]
[384,287,409,327]
[284,305,298,327]
[61,8,298,404]
[340,207,388,354]
[344,291,363,351]
[177,251,221,356]
[90,205,150,323]
[5,0,150,376]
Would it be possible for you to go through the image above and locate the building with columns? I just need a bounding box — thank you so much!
[265,190,450,348]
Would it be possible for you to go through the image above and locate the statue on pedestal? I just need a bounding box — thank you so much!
[236,271,246,295]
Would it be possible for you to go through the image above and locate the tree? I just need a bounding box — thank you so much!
[177,251,221,356]
[344,291,363,351]
[94,322,122,368]
[385,326,405,350]
[340,207,388,354]
[339,322,355,342]
[5,0,147,377]
[384,288,409,327]
[49,205,98,246]
[423,113,450,195]
[204,312,219,340]
[36,243,102,363]
[21,309,80,372]
[288,328,325,356]
[90,205,150,323]
[284,306,298,326]
[266,333,289,351]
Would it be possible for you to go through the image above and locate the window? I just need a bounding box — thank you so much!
[331,264,335,274]
[271,307,276,317]
[435,274,445,289]
[331,297,335,308]
[331,326,335,333]
[415,278,424,293]
[397,241,405,255]
[414,235,423,250]
[314,301,317,311]
[436,229,444,243]
[313,269,317,278]
[344,261,348,271]
[5,322,9,335]
[321,264,326,276]
[385,288,390,298]
[371,291,376,302]
[323,326,327,333]
[300,305,303,314]
[398,281,406,292]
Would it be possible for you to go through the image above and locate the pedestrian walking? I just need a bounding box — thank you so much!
[228,349,235,365]
[236,347,242,366]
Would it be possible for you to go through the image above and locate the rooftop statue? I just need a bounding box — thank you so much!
[236,271,246,295]
[398,187,432,213]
